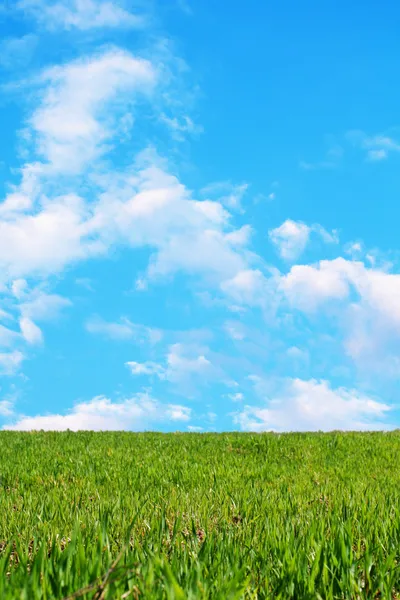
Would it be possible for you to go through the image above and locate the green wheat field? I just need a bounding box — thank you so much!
[1,431,400,599]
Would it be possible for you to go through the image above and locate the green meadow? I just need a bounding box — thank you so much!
[1,431,400,599]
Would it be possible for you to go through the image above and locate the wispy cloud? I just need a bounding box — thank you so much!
[17,0,145,30]
[86,316,162,344]
[126,342,222,392]
[0,351,24,376]
[0,399,14,417]
[0,34,37,70]
[200,181,249,211]
[300,144,343,171]
[346,130,400,162]
[160,114,203,141]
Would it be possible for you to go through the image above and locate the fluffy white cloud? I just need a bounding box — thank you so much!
[0,194,101,279]
[0,47,156,282]
[234,378,391,431]
[166,405,191,421]
[269,219,338,262]
[31,49,155,174]
[279,258,352,311]
[1,162,255,296]
[0,45,261,310]
[269,220,311,261]
[89,156,258,292]
[281,257,400,325]
[17,0,144,30]
[4,393,191,431]
[280,256,400,371]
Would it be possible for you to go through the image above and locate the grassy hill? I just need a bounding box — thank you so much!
[1,431,400,598]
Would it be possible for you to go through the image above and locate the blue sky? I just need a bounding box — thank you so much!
[1,0,400,431]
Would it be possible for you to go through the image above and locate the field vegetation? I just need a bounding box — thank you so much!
[1,431,400,598]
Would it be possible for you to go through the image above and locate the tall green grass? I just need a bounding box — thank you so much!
[1,431,400,598]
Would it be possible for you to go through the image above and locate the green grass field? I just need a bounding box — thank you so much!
[1,431,400,599]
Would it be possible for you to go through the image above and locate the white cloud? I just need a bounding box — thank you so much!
[364,135,400,154]
[0,43,259,305]
[0,309,13,323]
[0,351,24,375]
[367,149,387,162]
[11,279,28,299]
[19,317,43,345]
[0,194,101,279]
[166,405,191,421]
[166,343,212,381]
[224,321,246,341]
[91,157,254,290]
[0,324,20,348]
[17,0,144,30]
[279,258,351,311]
[0,284,68,352]
[281,257,400,327]
[126,342,222,391]
[345,241,363,259]
[227,392,244,402]
[286,346,308,362]
[19,289,71,321]
[234,378,391,431]
[1,154,258,298]
[31,49,155,174]
[4,393,192,431]
[0,400,14,417]
[200,181,249,210]
[224,225,252,246]
[86,316,162,343]
[280,257,400,371]
[220,269,268,306]
[125,360,166,377]
[160,114,203,141]
[347,130,400,162]
[269,220,311,261]
[269,219,338,262]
